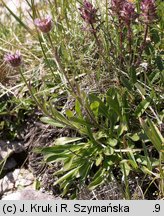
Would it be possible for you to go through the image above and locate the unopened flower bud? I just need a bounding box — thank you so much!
[111,0,124,16]
[120,2,137,25]
[140,0,157,24]
[34,15,53,33]
[4,51,22,67]
[79,0,98,24]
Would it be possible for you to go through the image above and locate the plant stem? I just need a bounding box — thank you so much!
[47,34,100,128]
[19,67,52,118]
[47,33,75,92]
[159,152,164,197]
[122,162,131,200]
[37,33,57,79]
[135,24,149,66]
[127,25,132,55]
[118,18,124,68]
[90,23,100,48]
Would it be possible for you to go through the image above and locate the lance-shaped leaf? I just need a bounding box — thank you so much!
[140,118,164,160]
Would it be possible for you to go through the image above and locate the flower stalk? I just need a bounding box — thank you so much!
[79,1,100,47]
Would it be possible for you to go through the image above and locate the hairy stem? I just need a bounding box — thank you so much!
[135,24,149,66]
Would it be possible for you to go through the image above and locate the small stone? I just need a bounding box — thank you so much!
[14,169,34,187]
[0,172,15,194]
[2,191,21,200]
[0,169,34,195]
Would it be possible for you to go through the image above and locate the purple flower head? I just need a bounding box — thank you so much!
[79,1,98,24]
[34,15,53,33]
[111,0,124,15]
[120,2,137,25]
[140,0,157,23]
[4,51,22,67]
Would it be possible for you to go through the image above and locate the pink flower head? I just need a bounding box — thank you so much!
[120,2,137,25]
[79,1,98,24]
[4,51,22,67]
[140,0,157,23]
[34,15,53,33]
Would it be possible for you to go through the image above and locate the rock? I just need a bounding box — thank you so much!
[0,140,24,158]
[0,169,34,195]
[2,189,57,200]
[15,169,34,188]
[0,172,14,194]
[1,191,22,200]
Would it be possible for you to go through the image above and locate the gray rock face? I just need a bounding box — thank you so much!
[0,169,34,195]
[2,189,57,200]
